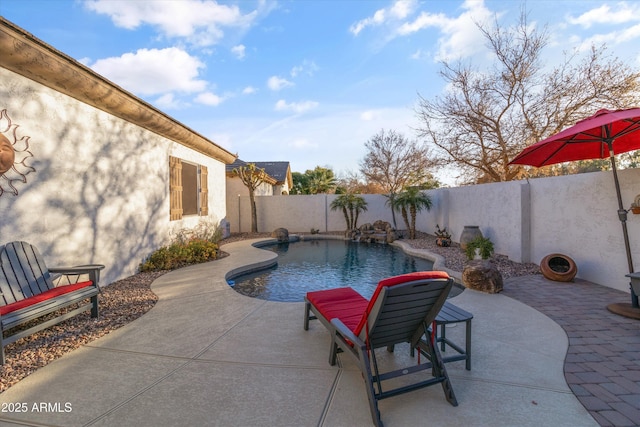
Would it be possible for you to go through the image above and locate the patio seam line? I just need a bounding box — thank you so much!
[84,357,194,427]
[317,369,343,427]
[190,298,270,360]
[85,343,340,371]
[0,415,54,427]
[447,374,575,394]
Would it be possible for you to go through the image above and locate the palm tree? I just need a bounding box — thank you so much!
[393,187,432,239]
[330,193,368,230]
[351,195,368,230]
[307,167,337,194]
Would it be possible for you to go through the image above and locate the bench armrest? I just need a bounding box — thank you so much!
[49,264,105,274]
[49,264,105,287]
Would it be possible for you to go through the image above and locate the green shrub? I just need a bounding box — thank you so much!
[139,238,219,272]
[464,236,494,260]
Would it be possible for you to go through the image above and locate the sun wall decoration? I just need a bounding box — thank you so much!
[0,109,35,197]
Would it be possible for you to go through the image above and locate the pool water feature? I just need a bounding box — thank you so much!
[229,239,436,302]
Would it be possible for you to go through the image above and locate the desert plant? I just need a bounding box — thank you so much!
[393,187,432,239]
[464,236,494,260]
[330,193,368,230]
[434,224,452,247]
[435,224,451,239]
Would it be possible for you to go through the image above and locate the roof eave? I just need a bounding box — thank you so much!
[0,17,237,165]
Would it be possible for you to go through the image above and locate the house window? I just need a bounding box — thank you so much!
[169,156,208,221]
[182,162,198,215]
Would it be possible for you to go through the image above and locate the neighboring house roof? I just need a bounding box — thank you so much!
[226,159,277,185]
[253,162,292,187]
[0,17,237,165]
[226,160,293,188]
[226,159,248,171]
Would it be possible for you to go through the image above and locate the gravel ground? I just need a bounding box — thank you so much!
[0,232,539,393]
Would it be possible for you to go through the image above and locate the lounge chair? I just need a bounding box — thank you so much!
[303,271,458,427]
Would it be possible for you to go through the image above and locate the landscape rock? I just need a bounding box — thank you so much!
[271,227,289,242]
[462,259,504,293]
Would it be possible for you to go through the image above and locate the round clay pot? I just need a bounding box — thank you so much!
[459,226,483,250]
[540,253,577,282]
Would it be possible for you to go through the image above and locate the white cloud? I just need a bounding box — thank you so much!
[350,0,491,62]
[410,48,428,60]
[290,60,318,78]
[567,3,640,28]
[288,138,318,149]
[274,99,319,113]
[83,0,259,46]
[91,47,207,95]
[360,110,377,121]
[267,76,294,91]
[396,11,445,35]
[195,91,224,106]
[389,0,414,19]
[154,93,183,109]
[575,23,640,51]
[564,2,640,52]
[242,86,257,94]
[398,0,493,62]
[231,44,246,59]
[349,0,417,35]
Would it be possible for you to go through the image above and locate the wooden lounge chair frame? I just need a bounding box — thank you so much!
[304,271,458,427]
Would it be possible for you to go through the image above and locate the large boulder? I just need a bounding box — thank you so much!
[373,220,392,232]
[359,223,374,233]
[271,228,289,242]
[462,260,503,293]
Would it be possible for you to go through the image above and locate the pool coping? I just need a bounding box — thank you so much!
[225,234,461,288]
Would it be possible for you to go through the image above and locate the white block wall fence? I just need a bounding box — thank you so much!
[227,168,640,293]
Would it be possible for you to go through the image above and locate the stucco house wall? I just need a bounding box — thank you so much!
[0,19,235,285]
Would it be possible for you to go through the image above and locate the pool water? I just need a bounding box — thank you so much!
[229,239,435,302]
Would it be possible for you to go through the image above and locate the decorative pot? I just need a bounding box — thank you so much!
[540,253,577,282]
[631,206,640,215]
[627,272,640,296]
[436,237,451,247]
[459,226,483,250]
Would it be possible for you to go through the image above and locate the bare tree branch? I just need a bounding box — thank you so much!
[415,10,640,183]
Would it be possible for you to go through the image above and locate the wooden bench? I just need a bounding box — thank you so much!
[0,241,104,365]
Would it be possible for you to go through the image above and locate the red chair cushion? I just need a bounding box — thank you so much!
[0,281,94,316]
[306,287,369,332]
[354,271,450,335]
[306,271,450,335]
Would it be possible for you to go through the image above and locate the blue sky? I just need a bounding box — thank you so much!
[2,0,640,184]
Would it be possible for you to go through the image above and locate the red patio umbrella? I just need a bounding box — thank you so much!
[510,108,640,309]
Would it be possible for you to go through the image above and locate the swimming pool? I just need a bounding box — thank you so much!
[229,239,436,302]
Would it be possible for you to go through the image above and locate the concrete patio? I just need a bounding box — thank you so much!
[0,238,626,426]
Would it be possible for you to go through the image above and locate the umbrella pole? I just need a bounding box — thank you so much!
[608,144,638,308]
